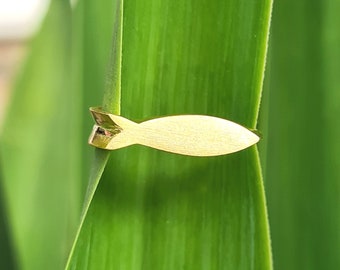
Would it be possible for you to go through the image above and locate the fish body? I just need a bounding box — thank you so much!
[89,107,259,157]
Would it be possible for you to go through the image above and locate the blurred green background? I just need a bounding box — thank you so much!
[0,0,339,269]
[262,0,340,269]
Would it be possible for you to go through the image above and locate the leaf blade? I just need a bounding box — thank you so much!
[68,0,273,269]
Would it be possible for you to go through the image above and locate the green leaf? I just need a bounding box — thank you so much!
[0,1,81,269]
[68,0,273,269]
[0,165,17,269]
[264,0,340,269]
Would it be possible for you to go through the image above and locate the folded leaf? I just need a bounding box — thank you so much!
[67,0,273,269]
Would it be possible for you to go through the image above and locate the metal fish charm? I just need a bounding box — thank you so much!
[88,107,259,156]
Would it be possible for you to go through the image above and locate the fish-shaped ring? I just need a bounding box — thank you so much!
[88,107,260,157]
